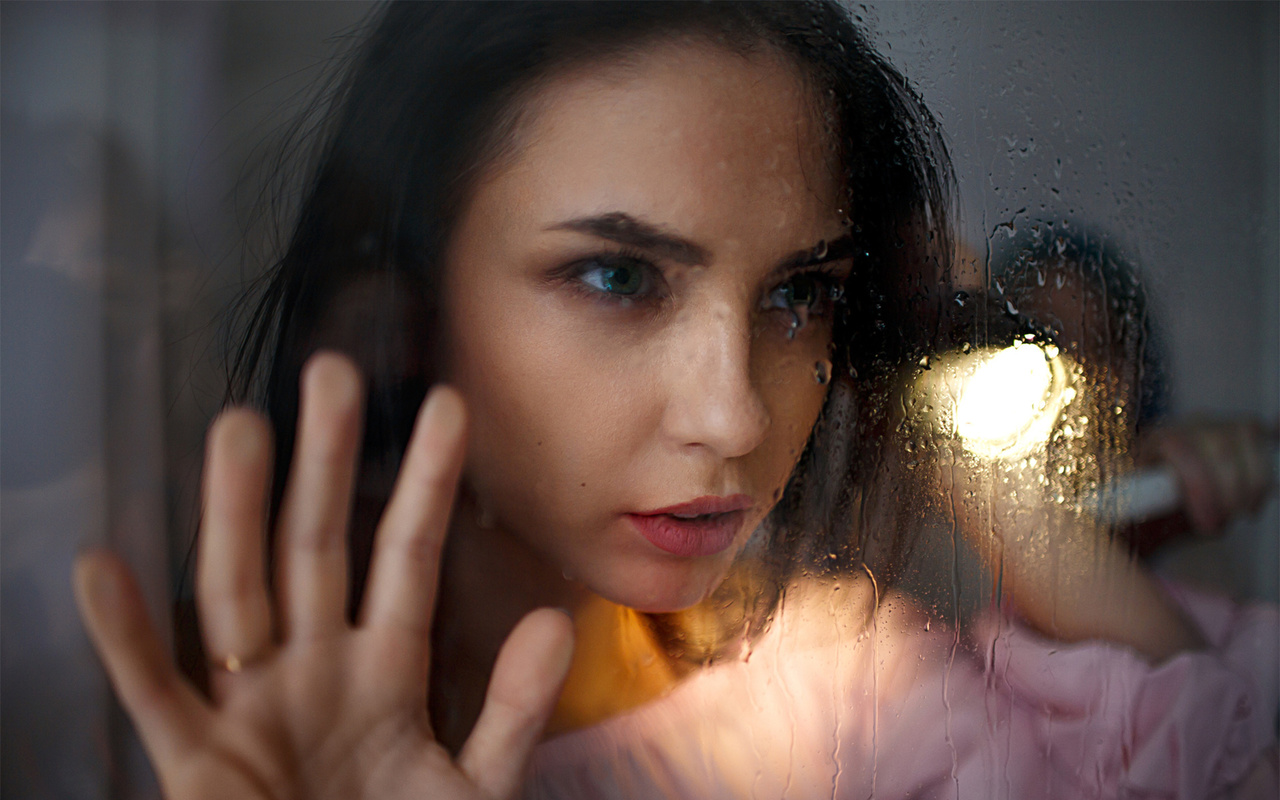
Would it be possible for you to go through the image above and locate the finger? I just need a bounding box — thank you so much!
[74,551,211,770]
[458,608,574,800]
[276,352,365,638]
[197,409,275,694]
[1151,429,1225,533]
[359,388,466,656]
[1231,422,1274,512]
[1197,428,1245,521]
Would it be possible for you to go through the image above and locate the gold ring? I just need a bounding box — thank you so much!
[211,648,268,674]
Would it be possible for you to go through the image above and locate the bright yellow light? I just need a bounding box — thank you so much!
[917,341,1074,460]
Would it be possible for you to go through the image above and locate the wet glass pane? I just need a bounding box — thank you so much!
[3,3,1276,798]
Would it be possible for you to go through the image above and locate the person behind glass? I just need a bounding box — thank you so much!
[72,4,1278,798]
[988,223,1277,557]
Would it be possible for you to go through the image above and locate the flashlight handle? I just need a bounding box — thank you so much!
[1085,448,1280,524]
[1086,468,1181,523]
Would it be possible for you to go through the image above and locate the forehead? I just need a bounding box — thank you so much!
[474,40,844,250]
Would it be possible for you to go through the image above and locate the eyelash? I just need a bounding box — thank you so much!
[561,249,846,324]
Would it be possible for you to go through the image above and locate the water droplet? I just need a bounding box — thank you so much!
[814,359,832,385]
[918,354,931,369]
[812,239,829,259]
[785,309,803,339]
[953,290,968,307]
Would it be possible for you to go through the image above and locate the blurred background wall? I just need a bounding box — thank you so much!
[2,2,1276,797]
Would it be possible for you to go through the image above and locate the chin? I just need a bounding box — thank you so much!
[591,556,733,614]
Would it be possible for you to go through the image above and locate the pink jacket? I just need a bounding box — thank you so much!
[527,581,1278,799]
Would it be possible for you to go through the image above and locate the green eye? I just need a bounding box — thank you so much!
[579,257,649,297]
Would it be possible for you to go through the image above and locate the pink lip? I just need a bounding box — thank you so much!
[640,494,753,517]
[627,494,753,557]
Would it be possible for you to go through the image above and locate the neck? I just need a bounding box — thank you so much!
[430,493,680,751]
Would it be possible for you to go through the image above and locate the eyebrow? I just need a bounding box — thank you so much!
[548,212,710,265]
[547,211,855,273]
[775,234,857,273]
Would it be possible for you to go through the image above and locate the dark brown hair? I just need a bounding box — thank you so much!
[226,0,956,664]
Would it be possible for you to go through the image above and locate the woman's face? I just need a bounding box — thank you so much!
[443,41,851,613]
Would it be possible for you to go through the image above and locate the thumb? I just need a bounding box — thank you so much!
[73,550,209,771]
[457,608,574,799]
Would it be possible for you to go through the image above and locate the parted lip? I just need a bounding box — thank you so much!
[636,494,754,517]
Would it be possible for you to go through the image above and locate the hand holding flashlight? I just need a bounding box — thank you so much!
[917,340,1279,528]
[912,340,1211,661]
[1121,419,1280,530]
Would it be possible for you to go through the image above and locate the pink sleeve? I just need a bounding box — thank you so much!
[978,583,1278,798]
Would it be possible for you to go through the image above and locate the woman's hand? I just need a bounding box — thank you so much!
[73,352,574,800]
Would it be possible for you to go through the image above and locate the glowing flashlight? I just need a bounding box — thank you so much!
[916,338,1279,523]
[916,339,1075,461]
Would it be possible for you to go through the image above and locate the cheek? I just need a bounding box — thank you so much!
[444,286,651,522]
[753,329,833,485]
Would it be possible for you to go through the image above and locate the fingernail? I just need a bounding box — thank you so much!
[218,410,269,466]
[305,350,364,408]
[76,557,117,609]
[423,386,465,436]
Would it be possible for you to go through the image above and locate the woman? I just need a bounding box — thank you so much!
[73,3,1277,797]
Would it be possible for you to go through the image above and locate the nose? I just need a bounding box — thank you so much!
[662,300,771,459]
